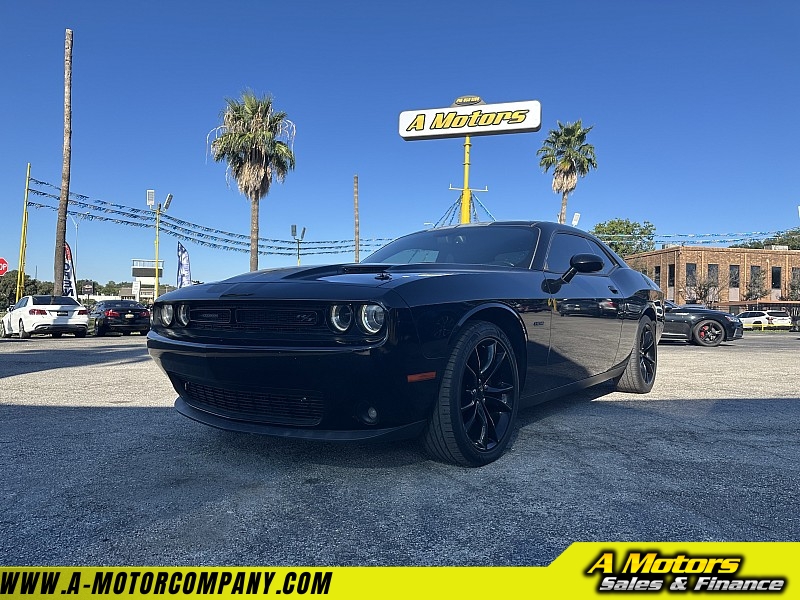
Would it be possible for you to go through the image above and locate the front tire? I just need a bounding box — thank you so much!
[692,319,724,347]
[424,321,520,467]
[0,321,10,338]
[616,315,657,393]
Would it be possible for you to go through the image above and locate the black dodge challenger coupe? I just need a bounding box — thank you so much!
[660,300,743,347]
[148,221,664,466]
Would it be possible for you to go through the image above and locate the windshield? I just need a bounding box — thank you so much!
[365,226,539,268]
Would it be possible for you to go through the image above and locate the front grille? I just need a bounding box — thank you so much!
[181,379,324,426]
[186,303,328,334]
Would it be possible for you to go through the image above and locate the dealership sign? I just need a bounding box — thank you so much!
[399,97,541,141]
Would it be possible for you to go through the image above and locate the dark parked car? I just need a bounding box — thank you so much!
[88,300,151,336]
[148,222,664,466]
[660,300,743,347]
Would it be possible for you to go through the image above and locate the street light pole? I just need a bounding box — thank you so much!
[148,191,172,302]
[291,224,306,266]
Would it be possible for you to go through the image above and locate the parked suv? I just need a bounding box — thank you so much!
[736,310,793,330]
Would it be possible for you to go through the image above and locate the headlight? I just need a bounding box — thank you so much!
[359,304,385,334]
[176,304,190,326]
[329,304,353,332]
[160,304,174,327]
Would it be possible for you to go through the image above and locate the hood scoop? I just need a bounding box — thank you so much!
[340,264,392,280]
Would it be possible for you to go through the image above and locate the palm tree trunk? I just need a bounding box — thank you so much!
[250,197,259,271]
[558,191,568,225]
[54,28,73,294]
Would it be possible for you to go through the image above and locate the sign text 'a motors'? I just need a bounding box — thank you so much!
[399,99,541,140]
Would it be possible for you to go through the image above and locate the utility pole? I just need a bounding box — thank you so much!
[354,175,360,262]
[53,28,73,295]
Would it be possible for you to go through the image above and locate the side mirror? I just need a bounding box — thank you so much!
[562,253,604,283]
[541,253,605,293]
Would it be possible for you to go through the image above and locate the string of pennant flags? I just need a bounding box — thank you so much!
[27,179,392,256]
[26,178,797,251]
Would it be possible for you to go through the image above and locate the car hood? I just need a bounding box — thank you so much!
[155,263,511,303]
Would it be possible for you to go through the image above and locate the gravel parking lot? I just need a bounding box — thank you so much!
[1,332,798,566]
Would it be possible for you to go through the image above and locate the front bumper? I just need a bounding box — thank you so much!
[147,331,441,441]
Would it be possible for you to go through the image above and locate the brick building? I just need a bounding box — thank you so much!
[624,245,800,309]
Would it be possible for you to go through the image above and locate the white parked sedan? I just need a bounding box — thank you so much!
[1,295,89,338]
[735,309,793,330]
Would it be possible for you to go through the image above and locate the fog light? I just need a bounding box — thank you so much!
[357,405,379,425]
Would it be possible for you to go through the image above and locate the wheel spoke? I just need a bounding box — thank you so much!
[482,345,508,382]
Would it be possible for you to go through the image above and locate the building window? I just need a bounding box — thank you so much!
[686,263,697,287]
[654,265,661,287]
[668,264,675,287]
[750,265,761,280]
[708,264,719,286]
[772,266,781,289]
[729,265,740,288]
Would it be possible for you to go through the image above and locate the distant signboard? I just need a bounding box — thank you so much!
[82,284,94,294]
[399,99,542,140]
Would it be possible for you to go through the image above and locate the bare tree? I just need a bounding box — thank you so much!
[53,29,73,294]
[685,274,727,307]
[744,268,768,301]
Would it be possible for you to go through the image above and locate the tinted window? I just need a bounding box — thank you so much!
[366,226,538,268]
[32,296,79,306]
[103,301,146,309]
[545,233,613,274]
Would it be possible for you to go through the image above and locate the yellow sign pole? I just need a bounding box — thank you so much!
[16,163,31,302]
[459,136,472,224]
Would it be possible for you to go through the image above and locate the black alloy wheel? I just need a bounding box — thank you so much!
[19,320,30,339]
[616,315,656,393]
[424,320,520,467]
[692,319,724,347]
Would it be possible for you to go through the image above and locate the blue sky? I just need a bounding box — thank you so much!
[1,1,798,286]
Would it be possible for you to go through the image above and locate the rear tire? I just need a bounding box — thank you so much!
[52,333,62,338]
[75,330,86,338]
[19,320,31,339]
[616,315,657,393]
[95,324,105,337]
[423,321,519,467]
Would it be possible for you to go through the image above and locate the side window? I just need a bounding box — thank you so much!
[545,233,609,274]
[583,238,617,275]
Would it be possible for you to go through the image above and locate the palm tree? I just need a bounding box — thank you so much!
[536,120,597,225]
[210,91,296,271]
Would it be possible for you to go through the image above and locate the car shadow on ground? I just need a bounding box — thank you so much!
[0,343,151,378]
